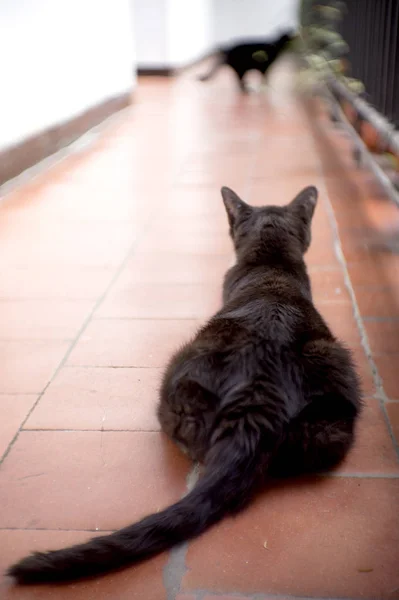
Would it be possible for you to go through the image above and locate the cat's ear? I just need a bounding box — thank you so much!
[289,186,318,223]
[221,187,251,228]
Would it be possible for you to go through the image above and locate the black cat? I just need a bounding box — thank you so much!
[8,185,362,585]
[198,31,295,91]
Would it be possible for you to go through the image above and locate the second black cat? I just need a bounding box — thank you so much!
[198,31,295,91]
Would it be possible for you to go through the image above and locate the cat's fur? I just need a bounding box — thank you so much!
[8,185,362,585]
[198,32,294,91]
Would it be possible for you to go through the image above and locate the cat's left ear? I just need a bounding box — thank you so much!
[289,186,318,223]
[221,186,252,228]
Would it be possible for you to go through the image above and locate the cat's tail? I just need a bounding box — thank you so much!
[197,50,225,81]
[7,416,267,585]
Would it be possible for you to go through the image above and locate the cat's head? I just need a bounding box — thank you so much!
[221,185,318,263]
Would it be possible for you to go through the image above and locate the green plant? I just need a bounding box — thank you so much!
[296,0,364,94]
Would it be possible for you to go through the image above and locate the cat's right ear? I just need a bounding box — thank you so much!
[221,187,251,228]
[289,186,318,224]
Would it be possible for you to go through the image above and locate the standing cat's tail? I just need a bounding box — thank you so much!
[197,50,225,81]
[7,416,267,585]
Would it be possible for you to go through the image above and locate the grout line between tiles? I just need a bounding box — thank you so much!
[192,589,364,600]
[64,364,164,369]
[306,112,399,462]
[21,428,162,433]
[319,471,399,479]
[0,337,73,342]
[0,527,114,533]
[93,316,203,321]
[0,392,38,396]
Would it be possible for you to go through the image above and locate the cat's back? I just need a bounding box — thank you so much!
[219,264,333,350]
[225,40,269,60]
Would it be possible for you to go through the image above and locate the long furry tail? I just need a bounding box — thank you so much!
[7,419,267,585]
[197,51,225,81]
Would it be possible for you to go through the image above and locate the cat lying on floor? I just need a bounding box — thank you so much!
[8,185,361,585]
[198,31,295,91]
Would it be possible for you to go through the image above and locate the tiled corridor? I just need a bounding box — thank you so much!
[0,61,398,600]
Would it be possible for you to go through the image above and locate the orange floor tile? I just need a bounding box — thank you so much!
[0,61,398,600]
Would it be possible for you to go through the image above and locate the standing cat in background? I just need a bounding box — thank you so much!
[198,31,295,91]
[8,185,362,585]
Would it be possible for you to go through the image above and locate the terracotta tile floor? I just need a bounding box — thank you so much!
[0,61,399,600]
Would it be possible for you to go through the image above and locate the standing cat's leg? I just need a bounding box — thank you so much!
[260,64,273,92]
[232,68,247,93]
[260,71,269,92]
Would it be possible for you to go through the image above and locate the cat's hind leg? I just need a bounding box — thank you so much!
[270,398,358,477]
[260,75,269,92]
[271,339,362,477]
[231,68,248,93]
[158,378,218,462]
[260,65,273,92]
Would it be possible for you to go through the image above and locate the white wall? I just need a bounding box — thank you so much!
[212,0,299,46]
[167,0,212,67]
[133,0,168,69]
[133,0,212,69]
[0,0,136,151]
